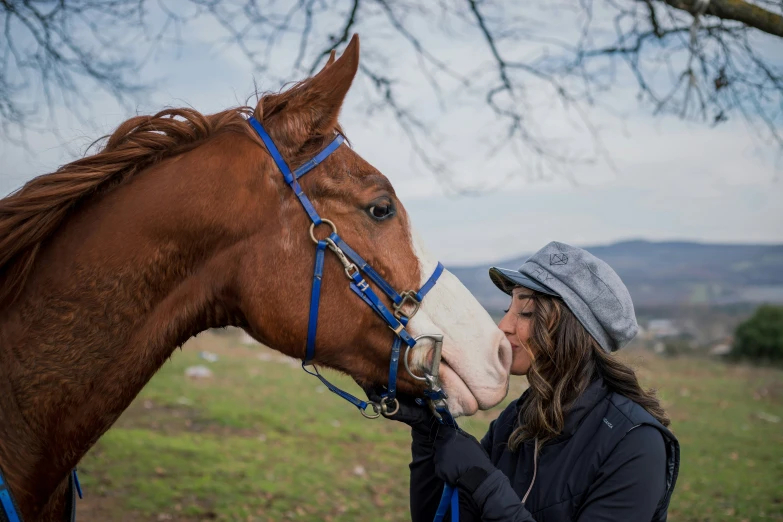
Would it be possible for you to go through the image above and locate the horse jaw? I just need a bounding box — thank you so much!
[405,228,511,417]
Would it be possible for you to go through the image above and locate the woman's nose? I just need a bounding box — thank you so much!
[498,312,515,335]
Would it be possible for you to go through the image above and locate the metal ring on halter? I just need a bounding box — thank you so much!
[404,344,429,382]
[380,397,400,417]
[360,402,382,419]
[404,334,445,381]
[309,218,338,244]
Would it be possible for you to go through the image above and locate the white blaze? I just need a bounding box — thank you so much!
[406,228,511,416]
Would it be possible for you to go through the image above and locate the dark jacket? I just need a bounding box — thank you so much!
[410,378,680,521]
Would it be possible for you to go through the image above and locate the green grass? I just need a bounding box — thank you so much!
[78,331,783,521]
[629,354,783,521]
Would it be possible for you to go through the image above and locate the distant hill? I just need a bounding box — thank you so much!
[449,241,783,312]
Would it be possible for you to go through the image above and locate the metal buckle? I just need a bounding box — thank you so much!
[394,290,421,320]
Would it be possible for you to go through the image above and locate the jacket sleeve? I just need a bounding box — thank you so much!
[576,425,668,522]
[469,469,538,521]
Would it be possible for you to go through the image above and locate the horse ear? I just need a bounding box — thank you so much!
[267,35,359,146]
[300,34,359,134]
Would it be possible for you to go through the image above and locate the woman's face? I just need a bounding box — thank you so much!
[498,287,537,375]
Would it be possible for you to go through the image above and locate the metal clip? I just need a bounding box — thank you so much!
[323,236,360,280]
[428,400,446,422]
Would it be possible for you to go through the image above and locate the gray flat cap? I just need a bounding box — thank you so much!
[489,241,638,352]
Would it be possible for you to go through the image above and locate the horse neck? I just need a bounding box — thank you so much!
[0,133,271,518]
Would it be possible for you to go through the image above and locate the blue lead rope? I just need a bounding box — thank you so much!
[433,484,459,522]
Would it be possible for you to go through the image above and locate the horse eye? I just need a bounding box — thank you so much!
[367,201,394,220]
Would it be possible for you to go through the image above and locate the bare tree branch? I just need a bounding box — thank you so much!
[663,0,783,37]
[307,0,359,75]
[1,0,781,192]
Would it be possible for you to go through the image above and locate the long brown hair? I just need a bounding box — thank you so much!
[509,292,670,451]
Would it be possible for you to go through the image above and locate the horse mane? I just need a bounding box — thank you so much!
[0,105,259,307]
[0,66,351,309]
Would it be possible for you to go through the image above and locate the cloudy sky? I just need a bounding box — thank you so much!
[2,2,781,265]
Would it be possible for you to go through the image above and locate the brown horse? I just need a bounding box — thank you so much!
[0,35,511,521]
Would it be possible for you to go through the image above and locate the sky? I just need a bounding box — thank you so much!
[1,2,781,265]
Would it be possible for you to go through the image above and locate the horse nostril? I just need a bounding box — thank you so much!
[498,343,509,370]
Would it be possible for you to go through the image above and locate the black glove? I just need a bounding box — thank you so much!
[433,427,495,489]
[434,429,538,521]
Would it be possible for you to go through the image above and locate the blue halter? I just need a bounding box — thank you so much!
[246,116,458,522]
[247,116,446,416]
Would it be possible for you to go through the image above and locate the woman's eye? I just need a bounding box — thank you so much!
[368,201,394,220]
[519,312,533,318]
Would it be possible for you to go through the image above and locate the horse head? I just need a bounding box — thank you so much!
[235,35,511,415]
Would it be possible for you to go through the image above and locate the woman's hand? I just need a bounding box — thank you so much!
[434,430,539,521]
[433,428,495,486]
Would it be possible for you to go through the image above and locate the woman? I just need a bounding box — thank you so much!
[385,241,680,522]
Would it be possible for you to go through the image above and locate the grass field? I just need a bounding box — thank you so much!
[77,329,783,522]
